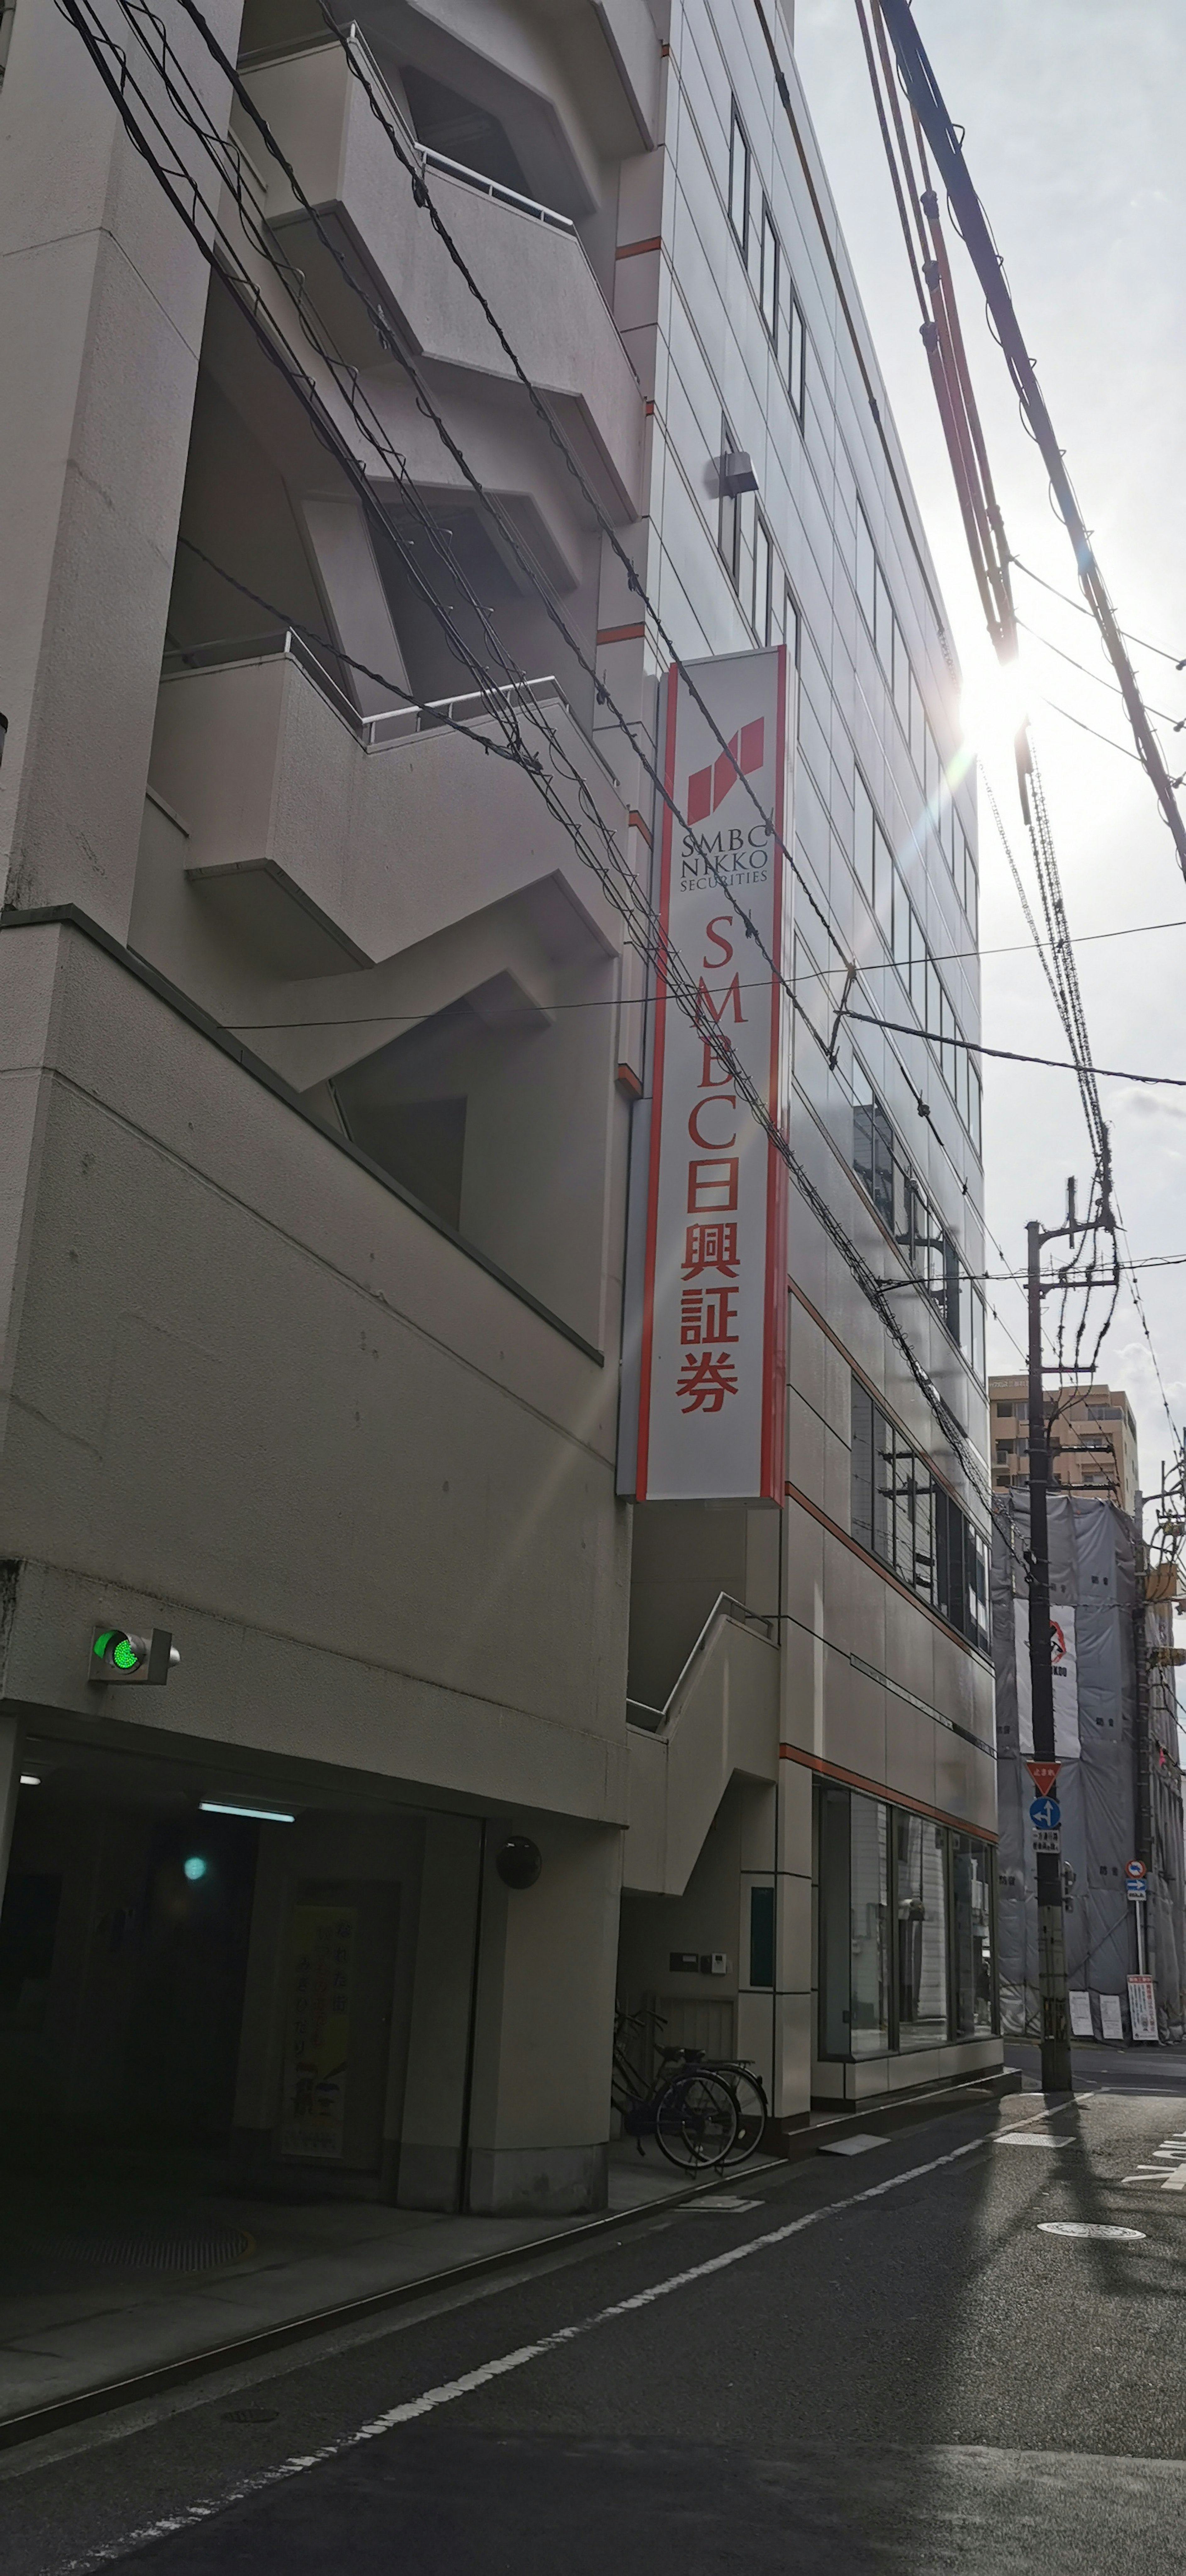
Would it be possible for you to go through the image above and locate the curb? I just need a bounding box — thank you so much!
[0,2070,1014,2454]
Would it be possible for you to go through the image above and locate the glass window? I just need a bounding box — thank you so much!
[718,415,739,581]
[892,863,911,978]
[909,670,923,767]
[965,846,979,940]
[951,1836,995,2035]
[926,957,941,1045]
[728,105,749,250]
[819,1790,890,2058]
[872,567,887,667]
[760,203,778,338]
[784,584,801,668]
[788,293,806,423]
[895,1811,948,2048]
[749,1885,775,1988]
[924,721,938,810]
[874,821,893,937]
[853,770,875,908]
[909,908,926,1017]
[850,1374,875,1555]
[968,1059,982,1157]
[855,504,876,634]
[893,621,911,732]
[752,511,772,641]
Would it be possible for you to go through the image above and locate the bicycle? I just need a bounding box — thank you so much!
[630,2009,771,2166]
[612,2010,739,2171]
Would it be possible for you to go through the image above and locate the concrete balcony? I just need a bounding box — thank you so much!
[234,37,644,518]
[140,635,626,987]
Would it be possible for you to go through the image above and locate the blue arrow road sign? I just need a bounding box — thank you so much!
[1029,1796,1062,1830]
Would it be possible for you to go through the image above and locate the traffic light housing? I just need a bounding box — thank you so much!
[88,1626,178,1686]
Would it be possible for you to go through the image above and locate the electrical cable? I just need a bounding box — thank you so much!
[173,0,857,999]
[1018,620,1186,734]
[842,1012,1186,1091]
[135,4,997,1287]
[1013,558,1186,675]
[53,0,1007,1515]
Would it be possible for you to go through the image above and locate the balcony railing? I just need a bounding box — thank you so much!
[163,630,618,787]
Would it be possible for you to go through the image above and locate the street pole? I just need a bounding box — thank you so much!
[1027,1216,1074,2092]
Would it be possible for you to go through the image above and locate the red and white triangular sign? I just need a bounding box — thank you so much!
[1026,1760,1060,1797]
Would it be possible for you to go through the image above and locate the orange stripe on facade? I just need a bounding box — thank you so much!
[597,623,646,646]
[627,808,653,846]
[778,1743,997,1841]
[616,236,662,259]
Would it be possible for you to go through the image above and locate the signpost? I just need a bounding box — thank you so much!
[1025,1760,1060,1799]
[1029,1796,1062,1832]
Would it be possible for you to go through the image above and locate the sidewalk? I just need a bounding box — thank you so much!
[0,2073,1015,2443]
[0,2144,747,2440]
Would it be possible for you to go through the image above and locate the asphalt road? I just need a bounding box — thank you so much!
[8,2079,1186,2575]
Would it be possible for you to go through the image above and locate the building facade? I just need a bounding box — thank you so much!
[992,1487,1186,2041]
[990,1376,1139,1515]
[0,0,998,2215]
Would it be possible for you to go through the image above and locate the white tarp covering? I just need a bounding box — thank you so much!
[1014,1601,1080,1758]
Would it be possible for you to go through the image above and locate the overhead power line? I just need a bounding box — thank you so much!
[53,0,999,1514]
[876,0,1186,882]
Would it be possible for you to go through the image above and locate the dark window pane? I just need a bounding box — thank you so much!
[895,1813,948,2047]
[952,1836,995,2034]
[749,1885,775,1987]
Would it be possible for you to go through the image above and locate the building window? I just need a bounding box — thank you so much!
[752,509,772,642]
[718,414,741,584]
[850,1069,985,1382]
[951,1836,996,2036]
[820,1795,990,2059]
[851,1373,990,1651]
[895,1811,949,2049]
[728,104,750,252]
[760,201,778,337]
[819,1790,890,2058]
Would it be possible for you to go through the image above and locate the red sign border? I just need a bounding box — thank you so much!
[636,650,789,1504]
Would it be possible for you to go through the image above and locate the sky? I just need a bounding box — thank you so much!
[793,0,1186,1510]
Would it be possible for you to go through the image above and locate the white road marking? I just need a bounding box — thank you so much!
[994,2135,1066,2148]
[41,2102,1060,2575]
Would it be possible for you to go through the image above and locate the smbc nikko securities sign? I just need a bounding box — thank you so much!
[632,646,793,1503]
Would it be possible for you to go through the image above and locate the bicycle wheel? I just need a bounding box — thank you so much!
[719,2064,769,2164]
[654,2069,738,2171]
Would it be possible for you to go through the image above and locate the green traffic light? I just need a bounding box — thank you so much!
[112,1637,140,1671]
[93,1631,114,1660]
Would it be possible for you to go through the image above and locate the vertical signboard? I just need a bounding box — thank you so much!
[635,647,792,1502]
[280,1904,356,2159]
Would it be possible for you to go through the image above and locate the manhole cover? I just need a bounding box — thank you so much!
[13,2224,254,2276]
[1038,2222,1145,2241]
[222,2407,279,2424]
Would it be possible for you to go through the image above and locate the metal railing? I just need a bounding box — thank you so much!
[160,634,621,788]
[626,1594,776,1736]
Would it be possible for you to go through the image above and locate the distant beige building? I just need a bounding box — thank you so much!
[989,1380,1138,1515]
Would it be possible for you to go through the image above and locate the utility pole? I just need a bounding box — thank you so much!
[1026,1192,1074,2093]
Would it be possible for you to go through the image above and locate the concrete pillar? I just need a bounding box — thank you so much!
[465,1817,621,2217]
[396,1813,484,2212]
[0,1714,21,1922]
[773,1753,813,2126]
[0,0,243,934]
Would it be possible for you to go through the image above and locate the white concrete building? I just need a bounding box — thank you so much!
[0,0,1000,2218]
